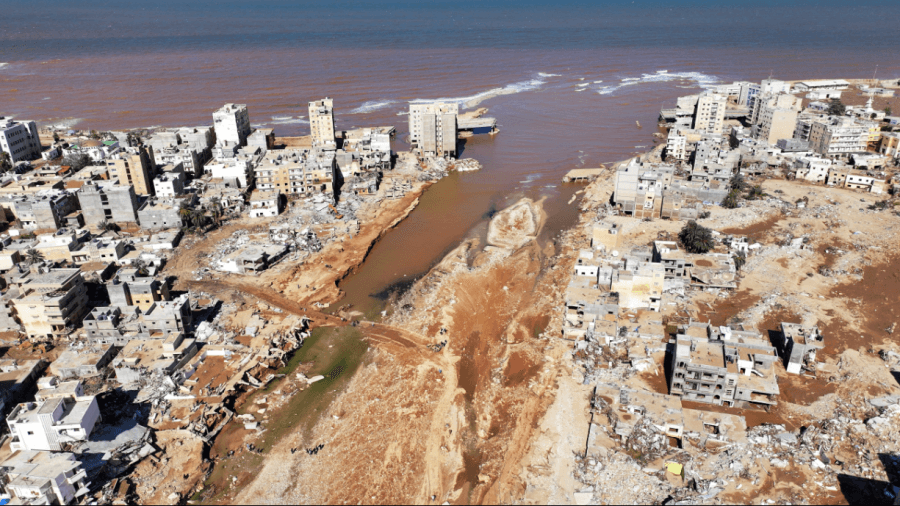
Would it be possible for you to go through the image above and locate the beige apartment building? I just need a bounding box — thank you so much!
[755,94,801,145]
[808,118,868,158]
[10,268,89,340]
[308,98,336,149]
[255,148,335,196]
[108,146,156,196]
[409,101,458,157]
[692,93,727,135]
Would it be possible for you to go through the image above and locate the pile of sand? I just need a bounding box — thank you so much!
[486,198,544,250]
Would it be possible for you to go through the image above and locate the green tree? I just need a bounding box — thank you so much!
[25,248,45,265]
[729,174,746,192]
[827,98,846,116]
[61,153,91,171]
[747,185,765,200]
[52,132,60,143]
[678,220,715,254]
[0,152,11,173]
[885,107,892,116]
[178,205,193,227]
[133,259,149,276]
[97,219,118,232]
[721,189,741,209]
[209,197,223,227]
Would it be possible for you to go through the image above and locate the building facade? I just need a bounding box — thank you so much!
[108,146,156,196]
[76,181,140,227]
[409,101,458,157]
[693,93,727,135]
[212,103,251,148]
[10,268,89,340]
[308,98,336,149]
[0,117,41,163]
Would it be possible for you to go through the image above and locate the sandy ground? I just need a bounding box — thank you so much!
[226,196,586,504]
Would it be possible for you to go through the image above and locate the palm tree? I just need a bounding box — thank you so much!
[678,220,714,254]
[179,205,193,227]
[25,248,45,265]
[209,197,223,227]
[0,152,11,173]
[190,208,205,228]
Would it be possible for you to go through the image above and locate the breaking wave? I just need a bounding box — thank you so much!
[537,72,561,77]
[418,74,551,109]
[349,100,397,114]
[0,63,8,70]
[594,70,720,96]
[268,115,309,125]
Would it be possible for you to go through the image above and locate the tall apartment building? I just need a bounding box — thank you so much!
[738,82,760,107]
[212,103,251,148]
[108,146,156,196]
[665,128,687,160]
[10,268,89,340]
[692,93,727,135]
[808,117,868,158]
[0,117,41,163]
[409,101,458,157]
[308,98,336,150]
[754,93,802,145]
[76,181,140,227]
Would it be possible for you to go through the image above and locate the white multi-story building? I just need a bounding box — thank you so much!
[248,190,281,218]
[1,451,90,504]
[738,82,761,107]
[6,396,101,451]
[212,104,251,148]
[409,101,458,157]
[692,93,727,135]
[308,98,336,150]
[152,170,185,198]
[0,117,41,163]
[666,128,687,160]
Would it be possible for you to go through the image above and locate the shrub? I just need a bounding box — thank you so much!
[746,185,765,200]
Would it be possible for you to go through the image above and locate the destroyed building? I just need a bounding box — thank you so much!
[49,344,117,381]
[112,331,198,384]
[216,244,288,274]
[780,322,824,375]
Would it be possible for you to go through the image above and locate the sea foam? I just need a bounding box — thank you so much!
[349,100,397,114]
[268,115,309,125]
[420,75,549,109]
[595,71,720,96]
